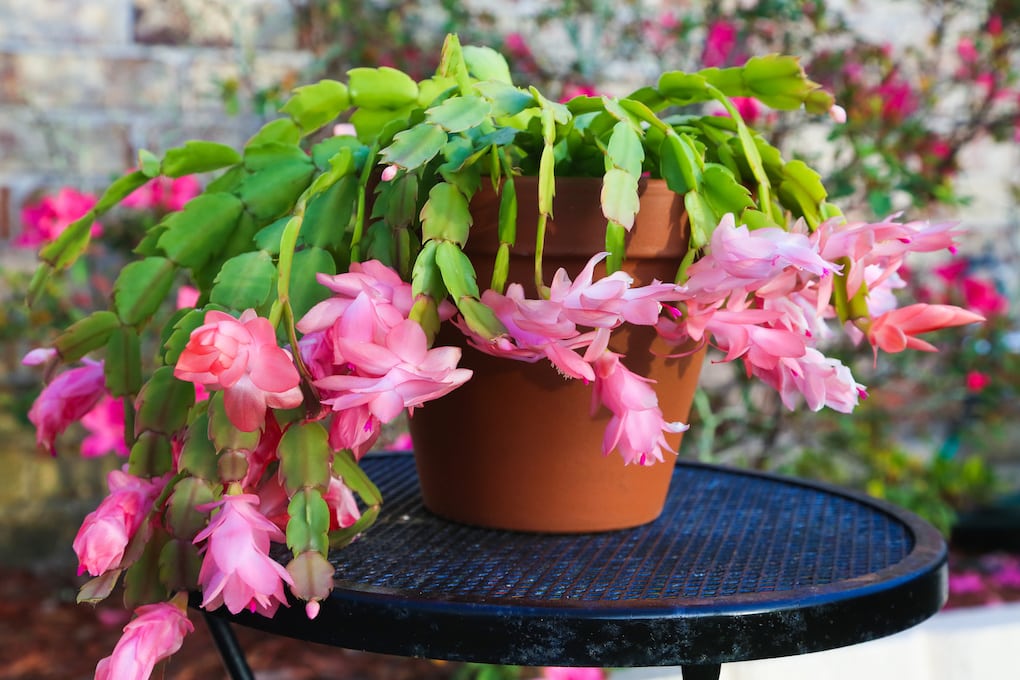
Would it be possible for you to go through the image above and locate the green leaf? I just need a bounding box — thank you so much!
[123,530,168,609]
[53,311,119,362]
[303,175,359,250]
[286,489,330,554]
[435,241,479,300]
[238,157,316,220]
[411,240,447,301]
[104,326,142,397]
[77,570,123,605]
[348,66,419,109]
[178,412,219,479]
[162,141,242,177]
[128,431,174,476]
[701,164,754,217]
[778,160,827,227]
[289,247,336,322]
[538,145,555,216]
[278,422,332,495]
[657,71,710,105]
[600,168,640,231]
[458,297,506,339]
[684,191,718,250]
[427,96,492,133]
[246,118,302,148]
[165,477,216,540]
[605,221,626,273]
[333,449,382,506]
[138,149,161,177]
[419,182,472,245]
[474,81,536,117]
[161,307,210,366]
[210,251,277,310]
[742,55,818,110]
[94,170,152,213]
[328,505,379,550]
[135,366,195,437]
[463,45,513,83]
[207,391,262,450]
[253,216,291,254]
[157,193,244,269]
[281,79,350,133]
[158,538,202,592]
[349,105,413,144]
[380,123,447,170]
[659,134,693,195]
[607,121,644,177]
[113,257,177,326]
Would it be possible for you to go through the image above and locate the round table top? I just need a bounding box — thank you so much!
[212,452,947,667]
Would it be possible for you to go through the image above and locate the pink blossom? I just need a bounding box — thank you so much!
[754,348,864,413]
[957,37,979,64]
[324,475,361,530]
[949,571,986,595]
[963,277,1008,317]
[176,285,200,309]
[326,404,382,459]
[333,123,357,137]
[868,304,985,353]
[988,15,1003,36]
[297,260,424,341]
[73,470,167,576]
[316,319,472,422]
[122,176,201,212]
[380,165,398,181]
[876,75,917,121]
[28,359,108,455]
[16,187,100,248]
[702,20,737,68]
[94,601,193,680]
[560,83,598,102]
[174,309,302,432]
[505,33,531,59]
[591,351,687,465]
[194,494,294,616]
[22,347,58,366]
[829,104,847,124]
[965,371,991,393]
[536,668,606,680]
[80,396,129,457]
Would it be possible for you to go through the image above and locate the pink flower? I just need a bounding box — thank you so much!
[591,351,688,465]
[957,37,979,64]
[16,187,100,248]
[868,304,985,353]
[176,285,200,309]
[122,176,201,212]
[94,601,193,680]
[326,404,381,459]
[505,33,531,59]
[949,571,986,595]
[174,309,302,432]
[28,359,107,455]
[536,668,606,680]
[875,75,917,121]
[702,20,737,67]
[560,83,598,102]
[80,396,129,457]
[73,470,167,576]
[324,476,361,530]
[965,371,991,393]
[963,277,1008,317]
[316,319,472,422]
[194,494,294,616]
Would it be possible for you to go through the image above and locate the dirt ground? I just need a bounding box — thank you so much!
[0,566,457,680]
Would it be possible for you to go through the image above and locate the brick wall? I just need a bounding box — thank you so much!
[0,0,311,240]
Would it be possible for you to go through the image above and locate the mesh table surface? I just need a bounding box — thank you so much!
[211,453,947,667]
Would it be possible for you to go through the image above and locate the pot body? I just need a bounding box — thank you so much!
[409,177,704,532]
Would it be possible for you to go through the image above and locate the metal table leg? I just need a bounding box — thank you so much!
[202,611,256,680]
[682,664,722,680]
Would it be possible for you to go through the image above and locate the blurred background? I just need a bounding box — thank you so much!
[0,1,1018,678]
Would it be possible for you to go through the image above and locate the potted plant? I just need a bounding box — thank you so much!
[23,34,981,678]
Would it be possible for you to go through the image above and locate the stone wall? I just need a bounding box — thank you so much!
[0,0,311,240]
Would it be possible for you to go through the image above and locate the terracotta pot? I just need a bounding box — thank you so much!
[409,177,705,532]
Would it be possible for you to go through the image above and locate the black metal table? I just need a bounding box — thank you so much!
[202,453,947,680]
